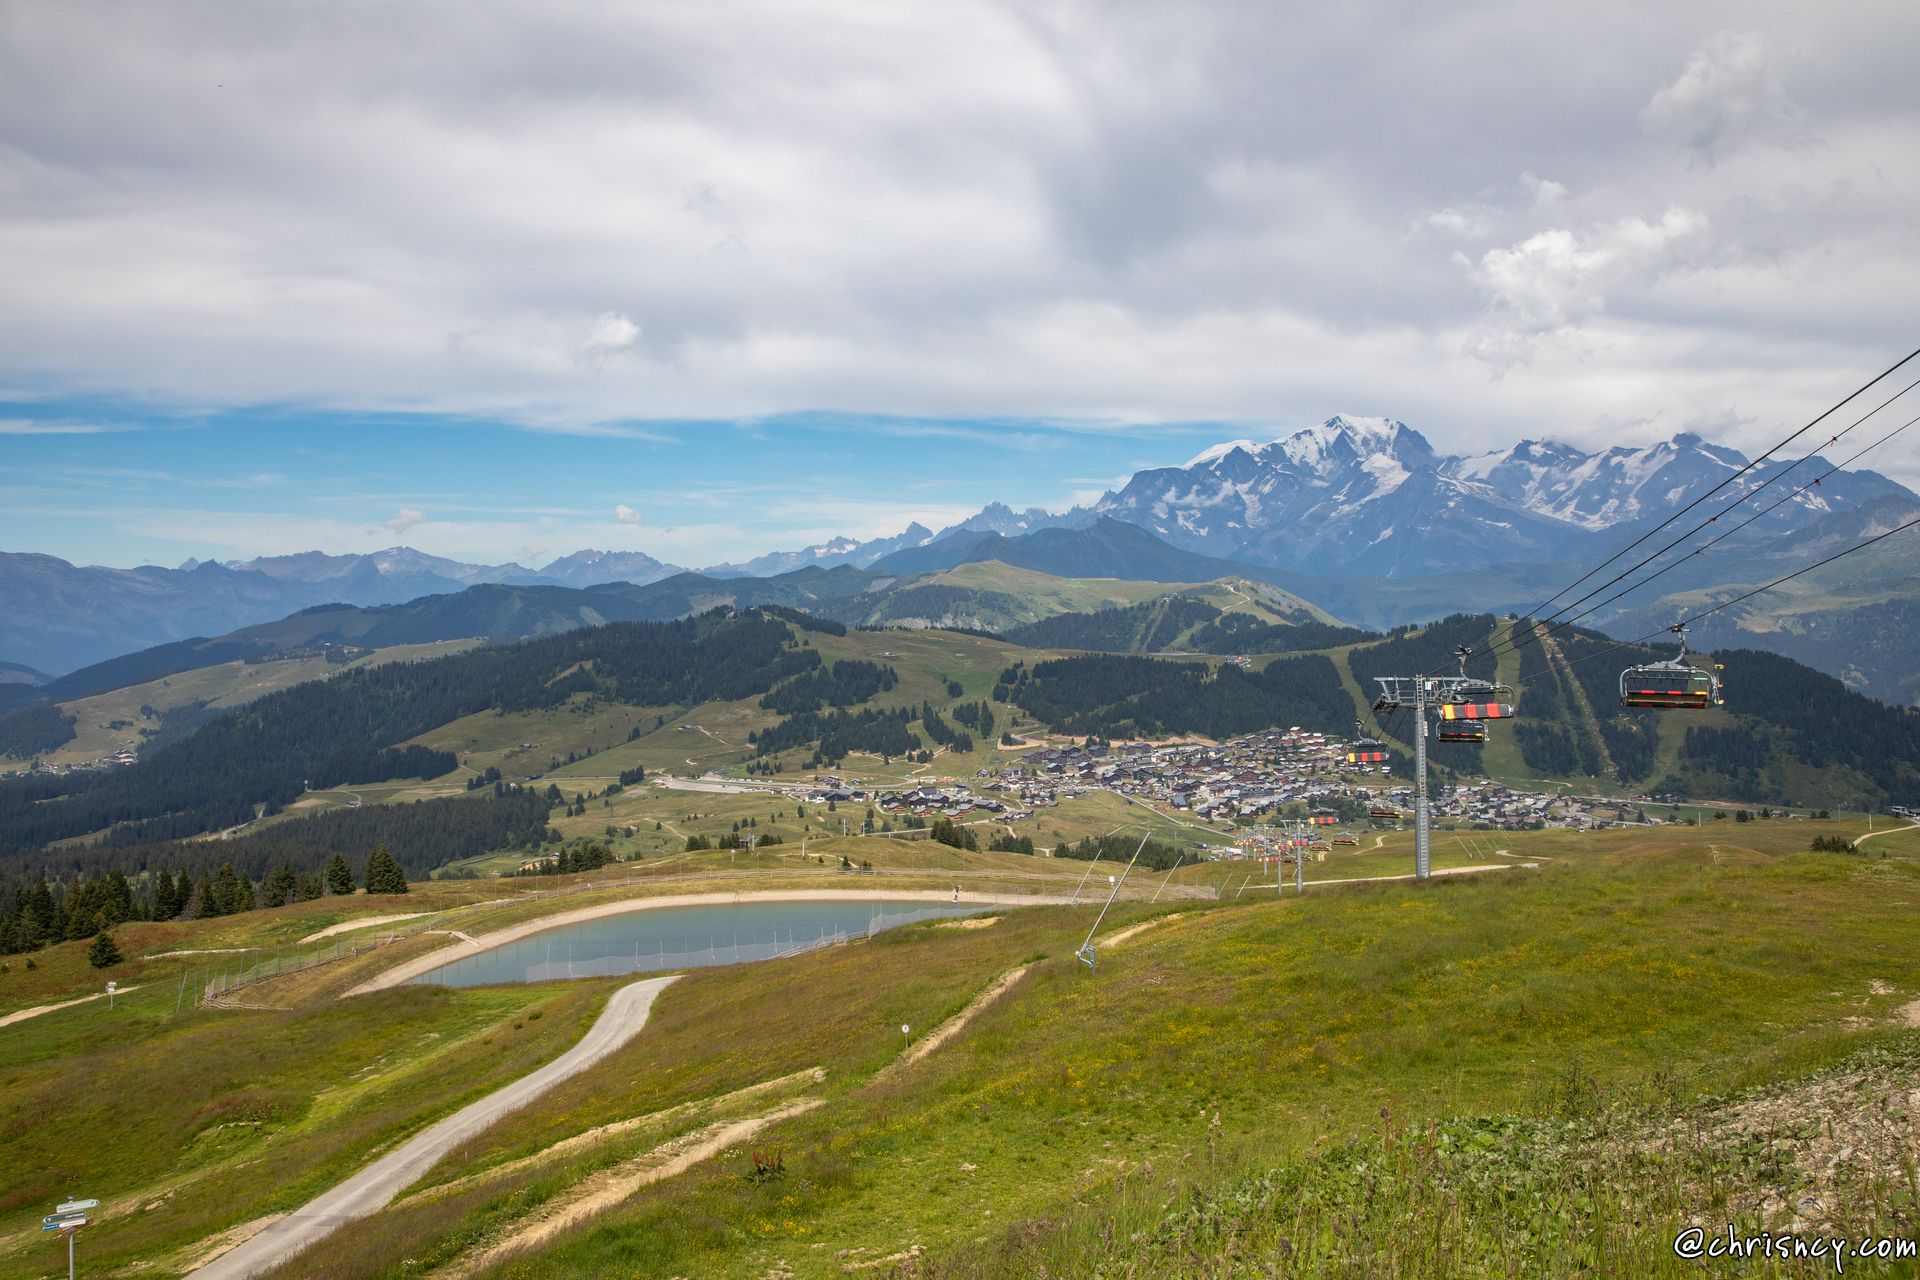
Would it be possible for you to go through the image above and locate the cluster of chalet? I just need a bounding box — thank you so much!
[875,783,1016,821]
[991,728,1374,823]
[20,747,137,775]
[803,777,868,805]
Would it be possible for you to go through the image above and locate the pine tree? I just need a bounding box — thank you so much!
[87,931,122,968]
[261,863,298,908]
[211,862,254,915]
[154,869,181,921]
[364,847,408,895]
[324,853,355,896]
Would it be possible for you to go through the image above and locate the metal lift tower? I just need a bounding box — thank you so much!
[1368,647,1514,881]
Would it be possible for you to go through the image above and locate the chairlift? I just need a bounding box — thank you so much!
[1369,806,1401,821]
[1346,719,1389,764]
[1332,832,1358,847]
[1619,624,1724,710]
[1444,646,1516,719]
[1436,720,1489,743]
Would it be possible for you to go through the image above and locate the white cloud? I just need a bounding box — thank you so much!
[0,420,124,434]
[614,503,643,526]
[1642,32,1806,164]
[1518,173,1566,207]
[581,312,642,367]
[0,2,1911,469]
[384,506,425,533]
[1464,207,1711,365]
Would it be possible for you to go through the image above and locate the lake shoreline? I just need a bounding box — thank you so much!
[345,887,1076,996]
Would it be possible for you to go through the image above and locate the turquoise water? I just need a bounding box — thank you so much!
[409,898,985,987]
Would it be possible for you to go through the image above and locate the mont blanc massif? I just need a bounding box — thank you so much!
[5,416,1916,705]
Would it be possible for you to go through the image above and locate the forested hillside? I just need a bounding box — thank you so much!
[4,602,1915,895]
[0,610,806,859]
[1003,653,1355,738]
[1004,598,1372,655]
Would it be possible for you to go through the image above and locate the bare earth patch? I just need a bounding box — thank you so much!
[440,1098,824,1278]
[1641,1046,1920,1232]
[879,964,1033,1082]
[298,912,429,943]
[405,1066,830,1202]
[1101,913,1184,949]
[935,916,1000,930]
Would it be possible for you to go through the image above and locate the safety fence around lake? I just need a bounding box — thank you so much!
[198,915,450,1005]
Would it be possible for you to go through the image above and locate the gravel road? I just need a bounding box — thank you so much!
[189,975,679,1280]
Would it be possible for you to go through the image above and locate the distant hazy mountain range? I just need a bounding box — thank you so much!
[6,415,1917,700]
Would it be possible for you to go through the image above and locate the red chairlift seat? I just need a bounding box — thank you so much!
[1619,624,1724,710]
[1440,701,1514,721]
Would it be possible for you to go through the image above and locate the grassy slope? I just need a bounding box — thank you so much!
[0,974,617,1277]
[155,820,1918,1280]
[892,564,1338,631]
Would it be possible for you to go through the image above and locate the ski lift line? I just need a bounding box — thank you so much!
[1508,346,1920,639]
[1484,373,1920,668]
[1497,376,1920,660]
[1547,513,1920,680]
[1510,409,1920,649]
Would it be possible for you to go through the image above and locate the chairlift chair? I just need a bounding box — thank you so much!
[1619,624,1724,710]
[1442,645,1516,720]
[1436,720,1489,743]
[1369,806,1401,821]
[1346,719,1389,764]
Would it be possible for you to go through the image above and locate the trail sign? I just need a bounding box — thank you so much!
[41,1216,86,1231]
[56,1199,98,1214]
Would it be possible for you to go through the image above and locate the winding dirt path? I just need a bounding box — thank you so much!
[188,976,680,1280]
[0,984,141,1030]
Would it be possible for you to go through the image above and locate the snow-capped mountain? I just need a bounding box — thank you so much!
[701,523,938,577]
[228,547,547,591]
[539,549,684,587]
[929,502,1096,541]
[1091,415,1915,576]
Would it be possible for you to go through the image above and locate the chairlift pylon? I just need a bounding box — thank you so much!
[1619,624,1724,710]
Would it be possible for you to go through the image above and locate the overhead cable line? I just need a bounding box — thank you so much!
[1510,345,1920,632]
[1542,513,1920,679]
[1493,371,1920,662]
[1513,409,1920,646]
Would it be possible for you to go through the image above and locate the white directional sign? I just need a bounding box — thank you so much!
[41,1216,86,1231]
[56,1199,98,1214]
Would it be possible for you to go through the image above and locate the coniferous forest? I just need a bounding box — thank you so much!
[0,610,803,860]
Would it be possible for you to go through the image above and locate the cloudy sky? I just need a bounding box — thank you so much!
[3,1,1918,568]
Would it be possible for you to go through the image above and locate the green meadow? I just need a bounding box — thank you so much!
[0,819,1914,1277]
